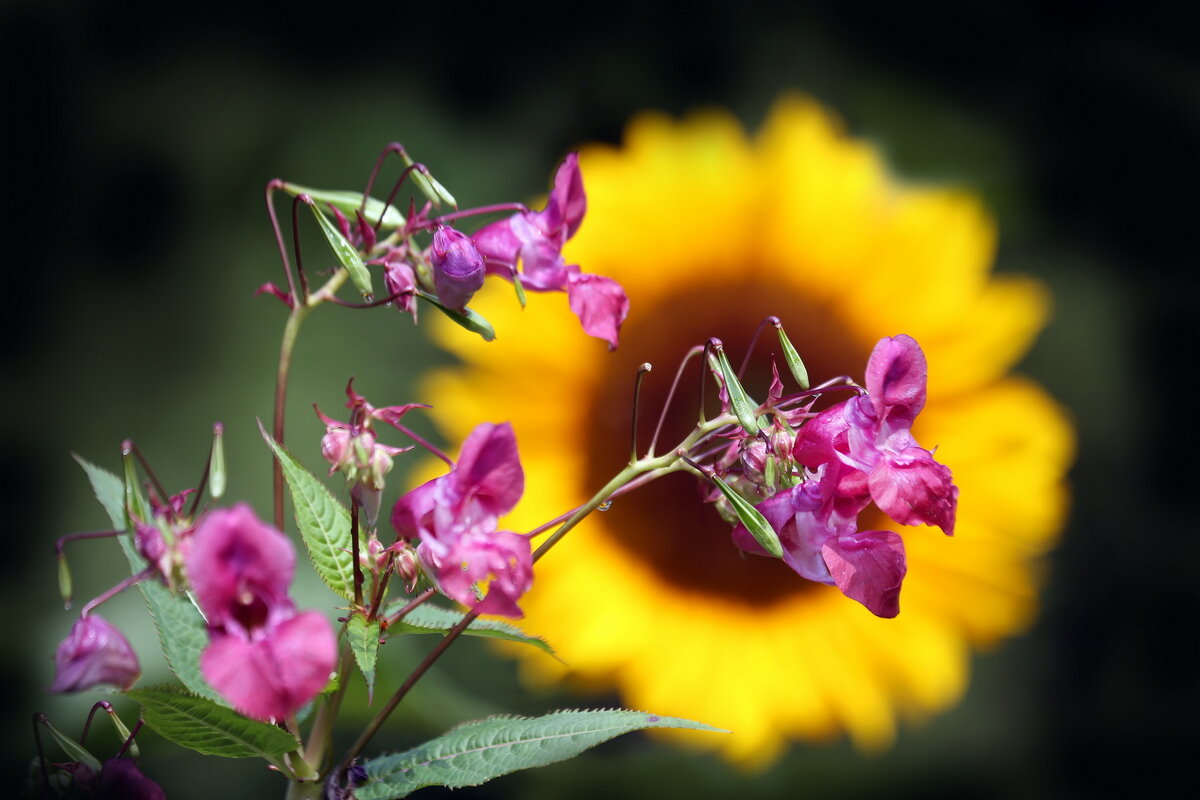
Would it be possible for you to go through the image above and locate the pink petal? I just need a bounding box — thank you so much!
[864,334,927,425]
[50,615,140,693]
[566,272,629,349]
[186,504,295,628]
[869,446,958,535]
[201,612,336,721]
[821,530,907,618]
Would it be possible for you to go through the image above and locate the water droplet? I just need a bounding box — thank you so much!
[598,500,612,511]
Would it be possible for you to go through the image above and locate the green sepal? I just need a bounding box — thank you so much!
[512,274,527,308]
[357,709,726,799]
[306,199,374,298]
[414,290,496,341]
[259,423,356,600]
[347,613,382,701]
[397,152,457,208]
[121,447,151,527]
[102,705,140,759]
[208,424,226,500]
[281,183,406,229]
[714,347,761,435]
[125,685,299,763]
[37,716,102,773]
[384,603,556,659]
[57,553,72,609]
[709,474,782,558]
[774,324,810,390]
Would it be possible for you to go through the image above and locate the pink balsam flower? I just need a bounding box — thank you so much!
[473,154,629,348]
[186,504,336,721]
[391,422,532,617]
[49,614,140,693]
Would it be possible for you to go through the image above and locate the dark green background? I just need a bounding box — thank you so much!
[2,2,1195,798]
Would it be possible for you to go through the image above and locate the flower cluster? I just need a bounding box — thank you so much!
[186,504,337,721]
[473,153,629,348]
[391,423,533,617]
[723,335,957,617]
[316,379,423,525]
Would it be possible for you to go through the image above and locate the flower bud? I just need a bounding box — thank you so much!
[50,615,140,693]
[321,427,353,473]
[430,226,485,310]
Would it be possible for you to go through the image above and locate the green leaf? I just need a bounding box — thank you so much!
[281,183,406,229]
[414,290,496,341]
[73,453,127,531]
[306,199,373,298]
[358,709,725,798]
[117,536,225,703]
[774,324,810,390]
[709,475,782,558]
[259,423,355,600]
[714,347,761,435]
[126,686,298,762]
[37,717,101,772]
[347,614,381,699]
[386,603,556,659]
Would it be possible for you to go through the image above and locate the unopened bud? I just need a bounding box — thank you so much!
[50,615,140,694]
[208,422,226,500]
[430,226,485,310]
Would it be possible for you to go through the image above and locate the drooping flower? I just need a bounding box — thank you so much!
[49,614,140,693]
[391,422,532,617]
[474,153,629,348]
[186,504,336,721]
[419,96,1075,763]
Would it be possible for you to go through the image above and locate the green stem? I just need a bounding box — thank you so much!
[273,306,309,531]
[271,269,351,531]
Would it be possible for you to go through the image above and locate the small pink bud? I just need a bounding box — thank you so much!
[430,226,485,310]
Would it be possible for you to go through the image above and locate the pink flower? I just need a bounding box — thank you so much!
[795,335,958,535]
[473,154,629,348]
[186,504,336,721]
[732,464,906,618]
[50,614,140,693]
[391,422,533,617]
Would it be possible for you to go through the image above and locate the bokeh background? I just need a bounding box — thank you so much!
[2,2,1195,798]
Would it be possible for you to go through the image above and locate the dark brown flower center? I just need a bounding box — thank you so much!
[584,279,871,608]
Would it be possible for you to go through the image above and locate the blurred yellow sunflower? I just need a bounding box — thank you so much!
[419,95,1074,766]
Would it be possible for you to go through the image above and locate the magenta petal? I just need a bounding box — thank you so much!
[865,334,928,425]
[186,504,295,627]
[472,217,520,270]
[821,530,907,618]
[549,152,586,238]
[792,402,851,468]
[50,615,140,693]
[390,479,440,541]
[455,422,525,518]
[566,272,629,349]
[869,446,958,535]
[201,612,335,721]
[427,529,533,618]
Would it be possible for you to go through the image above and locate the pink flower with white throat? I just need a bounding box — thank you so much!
[186,504,336,721]
[391,422,532,617]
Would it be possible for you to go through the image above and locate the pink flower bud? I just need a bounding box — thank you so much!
[50,615,140,693]
[430,226,485,310]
